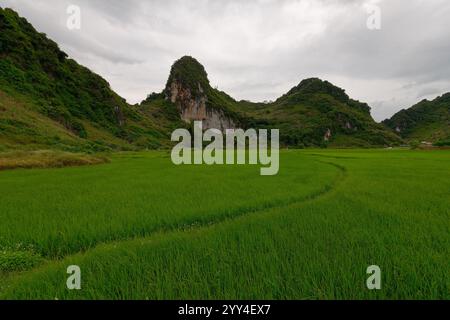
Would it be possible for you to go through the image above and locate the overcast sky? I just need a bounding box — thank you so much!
[2,0,449,121]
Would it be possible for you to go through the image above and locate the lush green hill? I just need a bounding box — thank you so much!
[240,78,403,147]
[0,7,170,152]
[1,8,402,150]
[383,93,450,145]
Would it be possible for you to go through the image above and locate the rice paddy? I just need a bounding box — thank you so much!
[0,149,448,299]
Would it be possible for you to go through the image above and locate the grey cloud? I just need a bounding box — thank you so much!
[1,0,449,121]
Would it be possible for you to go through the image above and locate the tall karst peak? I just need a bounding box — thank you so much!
[163,56,238,131]
[165,56,211,99]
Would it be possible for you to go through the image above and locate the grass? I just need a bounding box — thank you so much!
[1,7,175,151]
[0,88,169,153]
[0,149,448,299]
[0,150,109,171]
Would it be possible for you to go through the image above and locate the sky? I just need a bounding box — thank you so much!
[1,0,449,121]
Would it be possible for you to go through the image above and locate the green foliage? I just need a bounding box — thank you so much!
[434,139,450,147]
[0,8,170,151]
[0,250,43,272]
[383,93,450,143]
[150,56,399,148]
[139,97,188,134]
[0,8,122,129]
[410,140,420,150]
[283,78,351,104]
[141,92,164,104]
[164,56,210,97]
[235,80,401,147]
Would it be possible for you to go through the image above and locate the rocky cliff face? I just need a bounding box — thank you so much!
[164,56,237,131]
[167,80,235,131]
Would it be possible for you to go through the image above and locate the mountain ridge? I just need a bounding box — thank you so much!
[141,56,402,147]
[0,7,424,150]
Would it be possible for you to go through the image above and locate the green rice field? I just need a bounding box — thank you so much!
[0,150,449,299]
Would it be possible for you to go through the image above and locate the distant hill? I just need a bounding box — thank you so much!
[0,7,171,152]
[239,78,402,147]
[383,93,450,145]
[142,56,402,147]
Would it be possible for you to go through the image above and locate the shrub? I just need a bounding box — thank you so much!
[0,250,43,272]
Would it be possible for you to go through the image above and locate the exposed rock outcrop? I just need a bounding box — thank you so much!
[324,129,332,141]
[167,80,235,131]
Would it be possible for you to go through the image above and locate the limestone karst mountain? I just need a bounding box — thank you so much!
[141,56,402,147]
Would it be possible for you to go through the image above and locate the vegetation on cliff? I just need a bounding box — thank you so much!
[0,7,170,152]
[145,57,403,147]
[240,78,402,147]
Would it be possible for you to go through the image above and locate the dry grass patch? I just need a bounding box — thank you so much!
[0,150,109,171]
